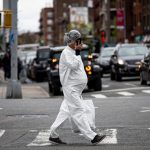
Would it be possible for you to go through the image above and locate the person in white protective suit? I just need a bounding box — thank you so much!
[49,30,106,145]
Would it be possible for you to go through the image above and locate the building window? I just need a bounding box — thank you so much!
[47,34,52,40]
[47,27,52,32]
[47,20,53,25]
[47,12,53,18]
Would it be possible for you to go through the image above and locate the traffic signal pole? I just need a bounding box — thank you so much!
[3,0,22,98]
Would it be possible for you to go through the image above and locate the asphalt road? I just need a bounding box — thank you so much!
[0,75,150,150]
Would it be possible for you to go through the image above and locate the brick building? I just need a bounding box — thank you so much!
[39,7,54,46]
[53,0,94,45]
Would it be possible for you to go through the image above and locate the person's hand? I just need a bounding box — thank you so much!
[75,43,83,51]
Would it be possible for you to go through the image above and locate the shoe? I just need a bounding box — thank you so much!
[49,137,67,144]
[91,134,106,145]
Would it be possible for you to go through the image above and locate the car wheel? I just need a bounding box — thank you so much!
[140,72,147,85]
[93,77,102,91]
[52,85,60,96]
[110,72,115,80]
[115,73,122,81]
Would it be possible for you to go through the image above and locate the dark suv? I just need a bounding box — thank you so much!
[47,45,102,95]
[27,46,50,81]
[139,51,150,85]
[110,44,149,81]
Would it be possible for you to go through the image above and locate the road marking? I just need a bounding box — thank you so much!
[102,85,110,88]
[101,86,150,93]
[140,107,150,112]
[140,110,150,112]
[117,91,134,96]
[91,94,107,98]
[27,130,52,146]
[124,83,136,86]
[0,108,3,110]
[142,90,150,94]
[0,130,5,138]
[99,129,117,144]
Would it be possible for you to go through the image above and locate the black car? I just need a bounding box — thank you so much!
[110,44,149,81]
[139,51,150,85]
[47,45,102,95]
[96,47,115,76]
[28,46,51,81]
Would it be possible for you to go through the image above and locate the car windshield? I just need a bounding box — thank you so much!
[101,48,114,57]
[80,48,89,58]
[53,52,61,59]
[118,46,149,57]
[38,50,50,59]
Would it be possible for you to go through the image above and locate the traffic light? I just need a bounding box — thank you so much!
[100,31,106,44]
[4,10,12,28]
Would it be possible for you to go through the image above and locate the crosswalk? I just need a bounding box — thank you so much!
[0,128,118,146]
[0,128,150,147]
[90,89,150,99]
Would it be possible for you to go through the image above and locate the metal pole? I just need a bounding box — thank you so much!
[4,0,22,98]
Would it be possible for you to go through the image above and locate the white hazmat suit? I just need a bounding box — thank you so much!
[49,46,97,140]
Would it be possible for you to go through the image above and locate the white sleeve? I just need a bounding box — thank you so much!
[63,51,81,70]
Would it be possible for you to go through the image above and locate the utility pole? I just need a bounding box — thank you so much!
[3,0,22,98]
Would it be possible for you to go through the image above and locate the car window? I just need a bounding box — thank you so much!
[80,48,89,58]
[101,49,114,57]
[118,46,149,57]
[38,51,50,59]
[53,52,62,59]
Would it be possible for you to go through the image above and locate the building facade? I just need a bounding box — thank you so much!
[39,7,54,46]
[53,0,94,45]
[93,0,137,44]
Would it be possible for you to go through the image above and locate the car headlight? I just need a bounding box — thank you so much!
[118,59,124,65]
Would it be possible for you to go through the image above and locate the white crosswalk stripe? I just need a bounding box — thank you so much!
[91,94,107,98]
[142,90,150,94]
[99,129,117,144]
[27,130,52,146]
[27,129,117,146]
[0,130,5,138]
[117,91,135,96]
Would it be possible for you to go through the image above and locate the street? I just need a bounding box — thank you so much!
[0,76,150,150]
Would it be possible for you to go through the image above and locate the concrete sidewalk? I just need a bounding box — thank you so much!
[0,83,49,99]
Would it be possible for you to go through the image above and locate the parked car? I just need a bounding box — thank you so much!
[28,46,50,81]
[96,47,115,77]
[139,51,150,85]
[110,43,149,81]
[47,45,102,95]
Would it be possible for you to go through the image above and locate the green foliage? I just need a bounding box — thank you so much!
[67,22,94,52]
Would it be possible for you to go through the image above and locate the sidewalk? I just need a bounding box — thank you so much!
[0,83,49,99]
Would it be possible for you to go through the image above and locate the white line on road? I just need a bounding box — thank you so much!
[142,90,150,94]
[99,129,117,144]
[102,85,110,88]
[91,94,107,98]
[0,130,5,138]
[0,108,3,110]
[140,110,150,112]
[101,86,150,93]
[27,130,52,146]
[124,83,136,86]
[117,91,135,96]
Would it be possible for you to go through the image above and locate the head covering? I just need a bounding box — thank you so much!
[64,29,81,45]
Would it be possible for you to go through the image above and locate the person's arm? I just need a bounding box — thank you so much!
[63,51,81,70]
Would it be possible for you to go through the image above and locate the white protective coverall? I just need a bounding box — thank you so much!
[49,46,97,140]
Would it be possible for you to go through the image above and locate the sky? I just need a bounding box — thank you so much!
[0,0,53,33]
